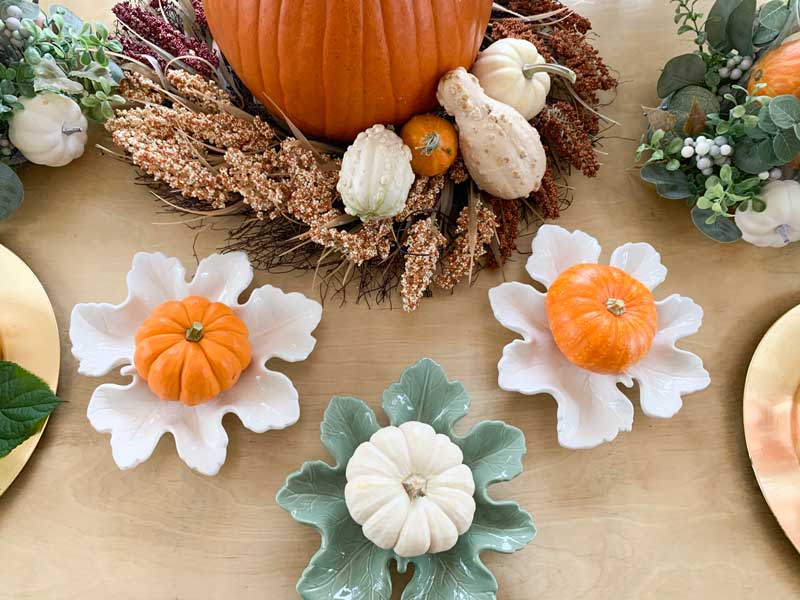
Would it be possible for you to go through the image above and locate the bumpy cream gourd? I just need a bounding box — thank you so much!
[345,421,476,557]
[436,67,546,200]
[337,124,415,221]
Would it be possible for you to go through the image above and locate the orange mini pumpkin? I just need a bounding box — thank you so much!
[134,296,252,406]
[748,39,800,98]
[401,114,459,177]
[545,264,658,374]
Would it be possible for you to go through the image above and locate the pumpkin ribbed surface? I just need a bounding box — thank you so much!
[203,0,492,141]
[748,39,800,98]
[545,264,658,374]
[134,296,252,406]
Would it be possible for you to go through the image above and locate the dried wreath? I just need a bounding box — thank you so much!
[103,0,617,311]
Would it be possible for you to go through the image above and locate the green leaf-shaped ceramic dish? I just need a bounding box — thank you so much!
[276,358,535,600]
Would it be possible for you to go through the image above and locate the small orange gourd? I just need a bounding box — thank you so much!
[748,39,800,98]
[134,296,252,406]
[545,264,658,374]
[401,114,459,177]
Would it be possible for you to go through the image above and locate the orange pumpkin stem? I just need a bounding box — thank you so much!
[416,132,441,157]
[605,298,626,316]
[185,321,205,342]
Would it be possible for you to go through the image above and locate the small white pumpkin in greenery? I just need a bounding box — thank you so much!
[337,124,415,221]
[9,92,88,167]
[735,180,800,247]
[345,421,476,557]
[470,38,576,121]
[437,67,547,199]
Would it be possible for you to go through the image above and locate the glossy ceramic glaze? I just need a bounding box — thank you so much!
[0,244,60,496]
[744,304,800,552]
[489,225,710,448]
[69,251,322,476]
[276,359,535,599]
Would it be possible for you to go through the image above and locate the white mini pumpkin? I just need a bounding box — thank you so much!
[337,124,415,221]
[471,38,575,121]
[345,421,476,557]
[437,67,547,199]
[9,92,88,167]
[735,180,800,247]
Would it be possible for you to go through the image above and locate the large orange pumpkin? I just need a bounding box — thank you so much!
[545,264,658,374]
[134,296,252,406]
[748,39,800,98]
[203,0,492,141]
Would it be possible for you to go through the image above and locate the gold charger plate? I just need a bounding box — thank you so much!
[744,304,800,552]
[0,244,60,496]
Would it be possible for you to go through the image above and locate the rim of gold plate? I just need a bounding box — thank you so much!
[0,244,60,496]
[744,304,800,553]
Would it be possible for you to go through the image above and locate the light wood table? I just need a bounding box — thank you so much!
[1,1,798,598]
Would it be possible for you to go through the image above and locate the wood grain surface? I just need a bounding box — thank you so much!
[0,1,798,598]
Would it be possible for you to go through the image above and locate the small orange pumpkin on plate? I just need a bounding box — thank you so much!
[748,39,800,98]
[134,296,252,406]
[401,114,459,177]
[545,264,658,374]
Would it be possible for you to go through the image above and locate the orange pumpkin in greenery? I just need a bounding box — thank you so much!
[202,0,492,141]
[748,39,800,98]
[401,114,459,177]
[545,264,658,374]
[134,296,252,406]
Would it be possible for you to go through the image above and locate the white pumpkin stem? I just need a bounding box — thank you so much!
[402,475,428,500]
[522,63,577,83]
[62,125,84,136]
[415,132,441,157]
[185,321,205,342]
[776,223,791,245]
[606,298,626,316]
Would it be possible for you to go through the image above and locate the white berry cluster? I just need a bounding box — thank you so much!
[758,168,783,181]
[717,50,753,82]
[681,135,733,176]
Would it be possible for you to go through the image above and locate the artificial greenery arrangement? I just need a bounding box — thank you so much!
[0,2,123,222]
[0,360,60,459]
[637,0,800,245]
[102,0,617,311]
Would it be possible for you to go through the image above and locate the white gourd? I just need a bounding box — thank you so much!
[337,124,415,221]
[9,92,88,167]
[735,180,800,247]
[345,421,476,558]
[436,67,547,200]
[471,38,576,120]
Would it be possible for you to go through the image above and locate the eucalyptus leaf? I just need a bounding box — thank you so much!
[769,95,800,129]
[0,361,61,458]
[773,129,800,163]
[706,0,744,51]
[755,0,791,32]
[727,0,757,55]
[48,5,85,33]
[734,137,779,173]
[33,55,84,94]
[758,105,779,134]
[668,85,721,115]
[691,207,743,242]
[0,162,23,220]
[657,54,706,98]
[640,162,683,185]
[753,24,780,45]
